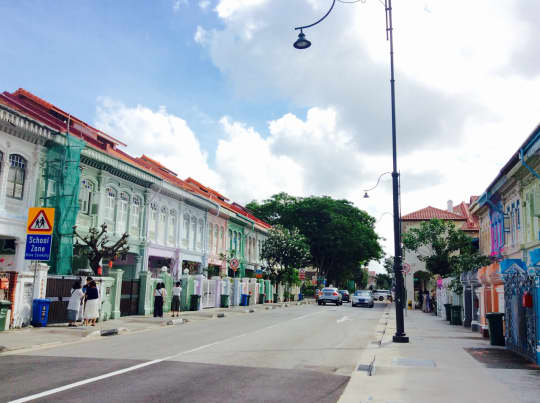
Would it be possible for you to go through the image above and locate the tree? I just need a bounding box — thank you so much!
[249,194,383,285]
[402,219,491,280]
[73,224,129,273]
[383,257,394,278]
[260,225,311,286]
[375,273,392,289]
[355,268,369,290]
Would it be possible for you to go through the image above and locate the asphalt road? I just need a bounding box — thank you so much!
[1,302,387,403]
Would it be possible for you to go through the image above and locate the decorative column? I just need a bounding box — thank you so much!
[160,269,173,313]
[138,271,154,315]
[32,262,50,299]
[109,269,124,319]
[477,266,490,337]
[461,272,472,328]
[470,269,481,332]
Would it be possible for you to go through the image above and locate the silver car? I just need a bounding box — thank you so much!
[351,290,374,308]
[317,287,343,306]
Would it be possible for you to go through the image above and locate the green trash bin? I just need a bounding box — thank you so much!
[220,294,229,308]
[485,312,505,346]
[450,305,462,325]
[190,295,201,311]
[444,303,452,322]
[0,300,11,331]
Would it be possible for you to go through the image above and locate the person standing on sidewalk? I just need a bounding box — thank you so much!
[67,281,84,327]
[171,281,182,317]
[154,283,165,318]
[83,281,100,326]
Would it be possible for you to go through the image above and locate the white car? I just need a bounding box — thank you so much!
[351,290,374,308]
[372,289,391,301]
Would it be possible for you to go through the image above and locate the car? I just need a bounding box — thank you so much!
[317,287,343,305]
[338,289,350,302]
[372,289,391,301]
[351,290,374,308]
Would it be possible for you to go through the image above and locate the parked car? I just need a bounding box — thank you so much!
[318,287,343,305]
[338,289,350,302]
[372,289,391,301]
[351,290,374,308]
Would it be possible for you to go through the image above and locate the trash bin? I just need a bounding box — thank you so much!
[486,312,505,346]
[444,303,452,322]
[0,300,11,331]
[190,295,201,311]
[298,293,303,301]
[220,294,229,308]
[258,294,265,304]
[274,293,278,303]
[31,299,51,327]
[246,295,251,306]
[450,305,462,325]
[240,294,249,306]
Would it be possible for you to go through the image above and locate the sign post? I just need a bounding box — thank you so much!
[230,258,239,278]
[25,208,55,299]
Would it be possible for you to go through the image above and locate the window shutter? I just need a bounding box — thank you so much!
[534,189,540,216]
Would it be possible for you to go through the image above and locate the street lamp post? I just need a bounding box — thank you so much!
[293,0,409,342]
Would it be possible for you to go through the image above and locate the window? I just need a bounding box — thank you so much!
[0,151,3,177]
[233,232,237,252]
[220,226,224,253]
[198,219,204,251]
[215,225,219,254]
[516,200,521,230]
[191,217,197,250]
[229,229,232,250]
[118,192,129,234]
[7,154,26,199]
[78,179,94,215]
[149,203,158,242]
[209,224,214,253]
[182,214,189,248]
[130,197,141,235]
[168,210,176,245]
[159,207,167,244]
[104,187,117,222]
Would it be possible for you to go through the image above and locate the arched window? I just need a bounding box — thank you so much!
[228,229,233,251]
[104,187,117,222]
[149,203,158,242]
[118,192,130,233]
[191,217,197,250]
[233,232,237,252]
[78,179,95,215]
[208,223,214,253]
[182,214,189,248]
[130,196,141,236]
[168,210,176,246]
[220,226,224,253]
[159,207,167,244]
[198,219,204,251]
[7,154,26,199]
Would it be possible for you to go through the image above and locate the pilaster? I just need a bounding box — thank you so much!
[109,269,124,319]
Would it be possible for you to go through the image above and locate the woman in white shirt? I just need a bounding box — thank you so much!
[171,281,182,317]
[67,281,84,327]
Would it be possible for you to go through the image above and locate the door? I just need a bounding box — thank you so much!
[120,279,140,316]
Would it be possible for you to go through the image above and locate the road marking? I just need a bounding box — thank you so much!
[337,316,352,324]
[9,308,324,403]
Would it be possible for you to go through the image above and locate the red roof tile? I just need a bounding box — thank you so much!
[401,206,466,221]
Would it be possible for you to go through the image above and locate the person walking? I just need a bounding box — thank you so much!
[171,281,182,317]
[154,283,164,318]
[67,280,84,327]
[83,280,99,326]
[79,276,93,322]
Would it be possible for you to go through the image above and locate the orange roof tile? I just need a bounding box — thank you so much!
[401,206,466,221]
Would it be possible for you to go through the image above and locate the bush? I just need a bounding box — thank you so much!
[301,284,316,296]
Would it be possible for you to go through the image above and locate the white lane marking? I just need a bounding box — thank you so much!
[337,316,352,324]
[9,308,324,403]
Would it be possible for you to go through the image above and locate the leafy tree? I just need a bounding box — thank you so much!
[355,268,369,290]
[73,224,129,273]
[260,225,311,286]
[383,257,394,277]
[375,273,392,289]
[249,194,383,285]
[402,219,491,279]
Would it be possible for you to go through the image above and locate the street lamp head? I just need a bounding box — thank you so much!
[293,31,311,49]
[363,192,369,199]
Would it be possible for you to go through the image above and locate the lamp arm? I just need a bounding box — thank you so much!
[363,171,392,192]
[294,0,336,31]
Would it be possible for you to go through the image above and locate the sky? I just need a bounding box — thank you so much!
[2,0,540,272]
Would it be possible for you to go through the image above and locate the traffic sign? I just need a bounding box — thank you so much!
[403,263,411,275]
[27,207,55,235]
[299,269,305,280]
[230,258,239,270]
[25,234,52,261]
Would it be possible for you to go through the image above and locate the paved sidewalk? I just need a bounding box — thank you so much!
[339,306,540,403]
[0,300,313,353]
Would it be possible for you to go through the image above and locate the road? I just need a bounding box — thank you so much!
[1,302,387,403]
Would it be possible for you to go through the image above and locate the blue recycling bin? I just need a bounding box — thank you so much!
[32,299,51,327]
[240,294,249,306]
[298,293,303,301]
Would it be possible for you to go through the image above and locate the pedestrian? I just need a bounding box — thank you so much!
[83,280,99,326]
[154,283,165,318]
[79,276,93,321]
[67,280,84,327]
[171,281,182,317]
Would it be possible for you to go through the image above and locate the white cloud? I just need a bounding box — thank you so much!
[194,25,208,45]
[95,98,221,189]
[215,0,267,19]
[199,0,211,11]
[173,0,189,13]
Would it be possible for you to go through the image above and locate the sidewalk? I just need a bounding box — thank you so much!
[339,306,540,403]
[0,300,313,354]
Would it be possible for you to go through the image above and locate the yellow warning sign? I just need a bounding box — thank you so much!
[27,207,55,235]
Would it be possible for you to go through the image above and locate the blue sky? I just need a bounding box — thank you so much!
[0,0,301,162]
